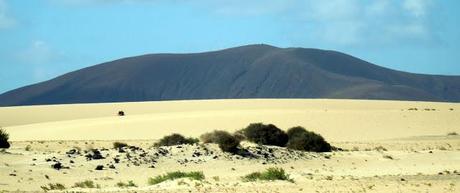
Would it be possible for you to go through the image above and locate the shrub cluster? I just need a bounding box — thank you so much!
[73,180,100,188]
[0,128,10,149]
[40,183,66,192]
[148,171,204,185]
[113,142,128,149]
[153,123,331,153]
[154,133,199,147]
[238,123,331,152]
[200,130,241,153]
[116,180,137,188]
[240,123,288,146]
[242,167,293,182]
[286,126,331,152]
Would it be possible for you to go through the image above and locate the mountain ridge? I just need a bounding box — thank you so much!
[1,44,459,106]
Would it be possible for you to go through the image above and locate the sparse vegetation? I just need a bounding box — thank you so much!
[447,132,458,136]
[154,133,199,147]
[286,126,331,152]
[148,171,205,185]
[374,146,387,151]
[240,123,288,146]
[25,144,32,151]
[73,180,100,188]
[383,155,394,160]
[113,141,128,149]
[40,183,66,192]
[242,167,293,182]
[0,128,10,149]
[116,180,137,188]
[200,130,241,153]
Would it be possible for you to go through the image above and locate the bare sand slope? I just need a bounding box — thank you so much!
[1,99,459,141]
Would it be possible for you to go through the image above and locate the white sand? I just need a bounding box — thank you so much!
[0,99,459,193]
[1,99,459,141]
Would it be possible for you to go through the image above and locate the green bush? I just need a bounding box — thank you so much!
[40,183,66,192]
[286,126,331,152]
[113,141,128,149]
[73,180,100,188]
[241,123,288,147]
[242,167,293,182]
[154,133,199,147]
[116,180,137,188]
[0,128,10,149]
[148,171,204,185]
[286,126,308,139]
[200,130,241,153]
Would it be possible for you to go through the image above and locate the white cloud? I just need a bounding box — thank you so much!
[403,0,431,17]
[307,0,359,21]
[194,0,436,47]
[297,0,435,47]
[15,40,66,81]
[17,40,60,65]
[48,0,155,6]
[366,0,390,16]
[0,0,16,29]
[45,0,436,47]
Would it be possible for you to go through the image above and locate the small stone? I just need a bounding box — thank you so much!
[95,165,104,170]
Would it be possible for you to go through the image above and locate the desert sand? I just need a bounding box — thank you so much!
[0,99,459,193]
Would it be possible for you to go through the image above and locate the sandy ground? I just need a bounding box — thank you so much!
[0,99,459,192]
[1,99,459,141]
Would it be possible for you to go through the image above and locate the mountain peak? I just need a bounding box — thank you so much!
[1,45,459,106]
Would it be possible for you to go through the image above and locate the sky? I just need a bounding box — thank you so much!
[0,0,459,93]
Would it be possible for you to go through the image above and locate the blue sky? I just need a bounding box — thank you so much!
[0,0,459,93]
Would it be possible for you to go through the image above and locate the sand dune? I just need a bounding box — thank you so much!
[1,99,459,192]
[1,99,459,141]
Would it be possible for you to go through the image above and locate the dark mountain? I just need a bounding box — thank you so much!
[1,44,460,106]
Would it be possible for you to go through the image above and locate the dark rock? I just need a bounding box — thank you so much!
[85,149,105,160]
[66,149,79,155]
[52,162,63,170]
[118,111,125,116]
[95,165,104,170]
[192,152,202,157]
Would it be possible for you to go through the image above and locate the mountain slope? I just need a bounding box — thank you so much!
[1,44,459,106]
